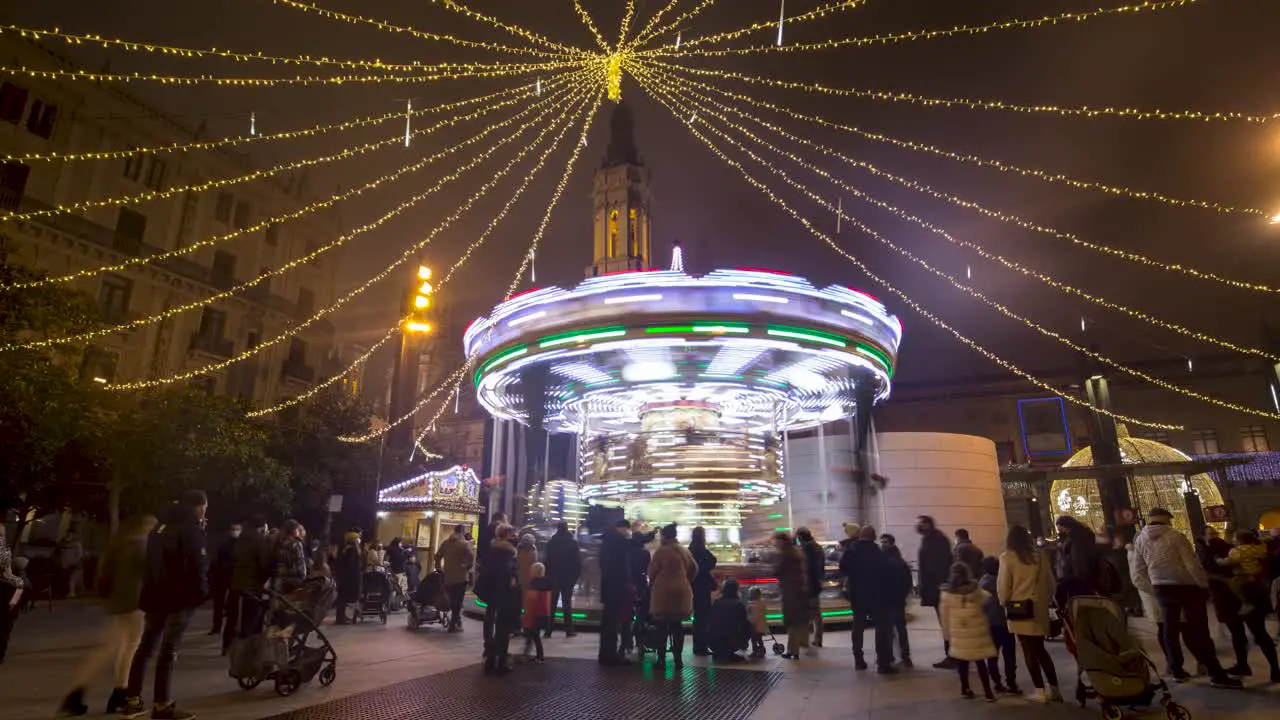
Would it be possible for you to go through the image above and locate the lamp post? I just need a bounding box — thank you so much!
[386,264,434,470]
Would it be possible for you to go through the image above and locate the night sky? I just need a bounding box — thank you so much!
[9,0,1280,386]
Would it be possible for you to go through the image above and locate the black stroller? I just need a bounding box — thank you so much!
[406,570,451,630]
[357,569,392,624]
[229,576,338,697]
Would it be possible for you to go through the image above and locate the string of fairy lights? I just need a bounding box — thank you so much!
[6,0,1278,437]
[635,63,1280,422]
[644,64,1280,362]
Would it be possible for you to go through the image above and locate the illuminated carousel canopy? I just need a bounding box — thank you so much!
[1052,433,1228,538]
[464,268,901,435]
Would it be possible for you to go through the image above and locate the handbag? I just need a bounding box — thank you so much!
[1005,599,1034,621]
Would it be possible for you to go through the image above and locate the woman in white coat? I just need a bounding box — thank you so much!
[997,525,1062,703]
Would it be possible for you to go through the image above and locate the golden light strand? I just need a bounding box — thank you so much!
[101,85,594,390]
[0,24,584,75]
[633,63,1181,430]
[340,80,605,443]
[644,0,1199,58]
[618,0,639,47]
[433,0,591,58]
[2,79,540,164]
[0,72,584,224]
[651,66,1280,295]
[6,73,588,289]
[573,0,612,52]
[0,60,582,88]
[647,0,867,52]
[272,0,584,59]
[647,64,1280,361]
[631,0,718,49]
[627,0,682,51]
[14,81,582,354]
[245,327,397,417]
[644,70,1280,420]
[653,68,1265,217]
[644,57,1280,123]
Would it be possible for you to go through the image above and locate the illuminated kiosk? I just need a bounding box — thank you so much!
[464,267,901,626]
[376,465,484,560]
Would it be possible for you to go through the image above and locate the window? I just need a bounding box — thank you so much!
[995,440,1018,467]
[287,338,308,365]
[1189,429,1219,455]
[628,208,639,257]
[143,158,165,190]
[123,152,144,183]
[175,190,199,248]
[113,208,147,254]
[1241,425,1270,453]
[25,99,57,139]
[1135,429,1170,445]
[296,286,314,316]
[98,274,132,322]
[211,250,237,287]
[197,308,227,340]
[264,222,279,246]
[214,192,234,223]
[233,199,252,229]
[0,82,28,124]
[0,161,30,210]
[80,347,119,384]
[607,209,619,256]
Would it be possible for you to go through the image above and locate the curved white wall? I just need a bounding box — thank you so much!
[760,431,1006,564]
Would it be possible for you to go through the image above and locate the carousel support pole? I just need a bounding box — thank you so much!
[1184,474,1206,540]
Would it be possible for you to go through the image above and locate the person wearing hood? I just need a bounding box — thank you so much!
[59,514,156,716]
[598,519,633,666]
[543,522,581,638]
[476,525,520,675]
[940,563,998,702]
[916,515,955,668]
[434,524,474,633]
[516,534,538,590]
[649,523,698,668]
[119,491,210,720]
[688,526,718,657]
[839,525,895,673]
[1131,508,1241,689]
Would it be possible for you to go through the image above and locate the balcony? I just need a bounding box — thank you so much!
[188,332,234,359]
[281,359,315,385]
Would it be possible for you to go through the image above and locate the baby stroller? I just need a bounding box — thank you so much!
[1062,595,1190,720]
[357,569,392,624]
[406,570,450,630]
[230,576,338,697]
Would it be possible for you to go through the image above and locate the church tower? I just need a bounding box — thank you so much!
[587,101,652,277]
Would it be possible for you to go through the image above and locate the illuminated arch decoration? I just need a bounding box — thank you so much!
[377,464,483,515]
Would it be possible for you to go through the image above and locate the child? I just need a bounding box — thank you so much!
[978,556,1020,694]
[883,544,914,668]
[940,562,998,702]
[522,562,552,663]
[747,587,768,659]
[707,579,752,661]
[1217,530,1267,616]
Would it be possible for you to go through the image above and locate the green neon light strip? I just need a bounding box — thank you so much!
[765,609,853,621]
[766,325,847,348]
[479,345,529,374]
[538,327,626,348]
[645,325,694,334]
[692,323,749,334]
[766,513,784,519]
[855,343,893,374]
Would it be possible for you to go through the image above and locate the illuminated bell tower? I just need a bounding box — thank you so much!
[587,101,652,277]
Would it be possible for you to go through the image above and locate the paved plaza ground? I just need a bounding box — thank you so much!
[2,600,1277,720]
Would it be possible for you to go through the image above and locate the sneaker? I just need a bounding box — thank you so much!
[118,696,146,719]
[107,688,129,714]
[1170,669,1192,683]
[961,688,975,699]
[1209,676,1244,689]
[150,704,195,720]
[984,694,997,704]
[1225,664,1252,677]
[534,657,545,664]
[933,658,957,670]
[1004,684,1023,695]
[855,658,868,671]
[992,683,1007,694]
[57,688,88,716]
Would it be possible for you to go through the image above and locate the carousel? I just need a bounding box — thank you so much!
[463,267,902,627]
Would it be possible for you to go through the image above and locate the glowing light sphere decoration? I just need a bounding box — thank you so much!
[465,268,901,553]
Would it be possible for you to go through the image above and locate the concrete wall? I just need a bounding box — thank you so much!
[773,431,1007,565]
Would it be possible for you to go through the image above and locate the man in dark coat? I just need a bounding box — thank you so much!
[543,522,582,638]
[916,515,955,669]
[952,528,984,580]
[840,525,895,673]
[476,526,519,675]
[222,517,270,654]
[796,527,827,648]
[334,531,363,625]
[597,519,632,666]
[121,490,209,720]
[688,526,718,656]
[619,528,655,654]
[207,523,240,636]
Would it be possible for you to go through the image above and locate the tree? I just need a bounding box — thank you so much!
[269,387,378,543]
[100,389,293,532]
[0,242,103,542]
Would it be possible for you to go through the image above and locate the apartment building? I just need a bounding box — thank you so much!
[0,37,341,406]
